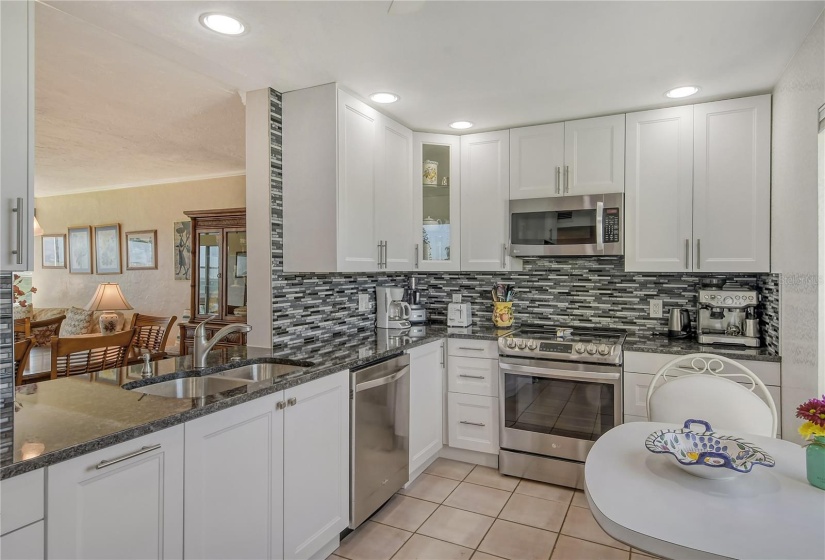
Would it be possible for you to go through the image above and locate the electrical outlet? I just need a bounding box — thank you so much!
[358,294,370,312]
[452,294,462,303]
[649,299,663,318]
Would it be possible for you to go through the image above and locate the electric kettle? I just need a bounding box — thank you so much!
[668,308,692,338]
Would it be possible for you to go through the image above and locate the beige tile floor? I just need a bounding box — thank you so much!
[331,459,661,560]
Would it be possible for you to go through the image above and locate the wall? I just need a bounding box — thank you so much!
[33,176,245,343]
[771,11,825,436]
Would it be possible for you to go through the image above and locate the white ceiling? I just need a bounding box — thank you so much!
[35,3,245,197]
[43,0,824,138]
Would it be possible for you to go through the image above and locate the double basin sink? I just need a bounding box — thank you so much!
[130,362,307,399]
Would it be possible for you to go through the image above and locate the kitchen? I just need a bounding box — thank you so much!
[2,2,824,560]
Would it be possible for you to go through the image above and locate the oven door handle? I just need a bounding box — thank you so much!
[500,362,620,383]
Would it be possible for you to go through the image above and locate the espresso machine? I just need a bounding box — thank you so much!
[376,286,412,329]
[697,288,761,347]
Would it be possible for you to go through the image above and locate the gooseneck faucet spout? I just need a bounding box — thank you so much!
[193,315,252,369]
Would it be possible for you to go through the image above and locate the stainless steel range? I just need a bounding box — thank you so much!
[498,326,626,489]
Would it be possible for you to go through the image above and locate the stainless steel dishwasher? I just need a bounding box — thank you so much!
[350,353,410,529]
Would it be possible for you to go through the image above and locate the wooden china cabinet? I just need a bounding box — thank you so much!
[179,208,249,356]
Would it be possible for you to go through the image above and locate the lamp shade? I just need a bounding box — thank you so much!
[85,283,133,311]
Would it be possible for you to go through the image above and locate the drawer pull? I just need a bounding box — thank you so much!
[459,374,485,379]
[96,444,161,470]
[458,347,485,351]
[460,420,486,427]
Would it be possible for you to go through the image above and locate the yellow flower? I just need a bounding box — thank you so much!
[798,421,825,439]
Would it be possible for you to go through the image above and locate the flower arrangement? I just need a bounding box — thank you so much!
[12,273,36,307]
[796,395,825,440]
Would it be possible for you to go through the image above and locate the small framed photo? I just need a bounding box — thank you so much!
[41,234,66,269]
[126,230,158,270]
[93,223,122,275]
[68,226,93,274]
[235,252,247,278]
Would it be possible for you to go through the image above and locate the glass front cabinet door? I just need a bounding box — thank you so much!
[413,133,461,271]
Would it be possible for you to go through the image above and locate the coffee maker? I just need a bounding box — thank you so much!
[697,289,760,347]
[376,286,412,329]
[404,277,428,324]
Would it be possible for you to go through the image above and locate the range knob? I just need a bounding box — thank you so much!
[527,340,537,350]
[598,344,610,356]
[516,339,527,349]
[575,343,585,354]
[723,296,734,305]
[586,343,597,355]
[506,339,517,349]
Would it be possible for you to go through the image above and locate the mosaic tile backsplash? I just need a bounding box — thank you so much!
[1,272,13,465]
[271,88,781,354]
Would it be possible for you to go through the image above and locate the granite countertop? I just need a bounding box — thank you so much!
[623,332,781,363]
[2,323,509,480]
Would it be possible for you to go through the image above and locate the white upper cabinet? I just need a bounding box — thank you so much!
[563,114,625,195]
[376,115,414,271]
[413,133,462,271]
[625,106,694,272]
[693,95,771,273]
[0,0,34,271]
[461,131,520,271]
[509,123,565,199]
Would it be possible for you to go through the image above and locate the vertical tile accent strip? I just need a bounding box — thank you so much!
[0,272,14,466]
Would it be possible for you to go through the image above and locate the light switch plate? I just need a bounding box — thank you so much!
[649,299,663,318]
[452,294,462,303]
[358,294,370,311]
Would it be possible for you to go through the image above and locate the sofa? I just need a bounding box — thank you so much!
[14,306,136,346]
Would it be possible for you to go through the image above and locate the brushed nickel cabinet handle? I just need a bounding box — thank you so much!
[685,239,690,270]
[11,197,23,264]
[287,397,297,407]
[276,401,287,410]
[458,347,484,351]
[501,243,506,269]
[564,166,570,194]
[555,166,561,195]
[414,243,419,269]
[96,445,161,470]
[460,420,485,427]
[696,239,701,270]
[459,374,485,379]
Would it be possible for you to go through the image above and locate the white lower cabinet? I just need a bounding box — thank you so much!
[448,356,498,397]
[446,340,500,455]
[1,521,44,560]
[447,393,499,454]
[47,425,185,560]
[408,341,445,475]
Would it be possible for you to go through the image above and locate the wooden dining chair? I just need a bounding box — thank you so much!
[30,314,66,346]
[50,329,137,379]
[14,337,35,386]
[129,313,177,358]
[13,317,31,343]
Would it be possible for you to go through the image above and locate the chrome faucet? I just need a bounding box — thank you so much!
[193,315,252,369]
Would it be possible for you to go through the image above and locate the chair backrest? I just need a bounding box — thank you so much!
[14,337,34,386]
[14,317,31,343]
[129,313,177,353]
[30,314,66,347]
[50,329,137,379]
[646,353,777,437]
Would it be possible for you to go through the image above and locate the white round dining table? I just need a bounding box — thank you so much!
[584,421,825,560]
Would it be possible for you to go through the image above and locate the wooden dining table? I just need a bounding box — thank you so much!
[584,421,825,560]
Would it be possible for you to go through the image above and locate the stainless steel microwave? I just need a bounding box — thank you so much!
[509,193,623,257]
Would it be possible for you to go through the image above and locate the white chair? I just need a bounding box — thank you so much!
[645,353,778,437]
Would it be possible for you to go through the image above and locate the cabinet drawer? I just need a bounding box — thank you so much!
[448,339,498,359]
[624,351,780,386]
[448,357,498,397]
[447,393,499,454]
[0,520,44,560]
[0,469,44,536]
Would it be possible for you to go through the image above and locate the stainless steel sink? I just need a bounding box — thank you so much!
[208,362,305,383]
[131,376,250,399]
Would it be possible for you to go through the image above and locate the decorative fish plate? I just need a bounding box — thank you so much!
[645,419,775,479]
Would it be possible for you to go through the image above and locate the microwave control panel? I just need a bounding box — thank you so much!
[603,208,620,243]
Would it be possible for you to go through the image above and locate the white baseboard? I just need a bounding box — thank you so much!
[405,453,442,488]
[309,534,340,560]
[439,446,499,468]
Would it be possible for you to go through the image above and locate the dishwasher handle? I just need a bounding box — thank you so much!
[354,365,409,392]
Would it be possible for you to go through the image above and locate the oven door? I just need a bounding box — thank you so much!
[509,194,623,257]
[499,357,622,463]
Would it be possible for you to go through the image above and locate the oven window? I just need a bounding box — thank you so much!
[511,209,598,246]
[503,375,615,441]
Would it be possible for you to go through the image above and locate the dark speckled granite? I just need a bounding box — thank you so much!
[624,333,781,363]
[2,324,508,480]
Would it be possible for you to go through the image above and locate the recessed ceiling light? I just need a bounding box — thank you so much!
[199,13,246,36]
[665,86,700,99]
[449,121,474,130]
[370,92,399,104]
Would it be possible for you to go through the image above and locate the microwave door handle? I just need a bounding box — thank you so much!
[596,201,604,251]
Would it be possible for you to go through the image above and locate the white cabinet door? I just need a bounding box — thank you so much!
[625,106,694,272]
[448,356,499,397]
[1,521,44,560]
[693,95,771,272]
[0,0,34,271]
[376,115,414,271]
[283,370,349,560]
[447,393,499,454]
[563,114,625,195]
[48,425,184,560]
[408,341,445,474]
[337,90,379,272]
[510,123,565,199]
[460,131,513,271]
[184,394,284,560]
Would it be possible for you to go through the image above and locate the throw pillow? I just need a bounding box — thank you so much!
[61,307,95,336]
[13,304,32,321]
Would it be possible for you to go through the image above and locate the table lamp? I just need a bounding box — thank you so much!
[86,283,133,334]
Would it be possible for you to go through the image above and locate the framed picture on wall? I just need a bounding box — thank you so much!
[42,234,66,269]
[126,230,157,270]
[174,220,191,281]
[94,223,122,275]
[68,226,93,274]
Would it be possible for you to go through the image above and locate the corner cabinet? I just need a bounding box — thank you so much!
[0,0,34,271]
[407,341,445,476]
[179,208,248,355]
